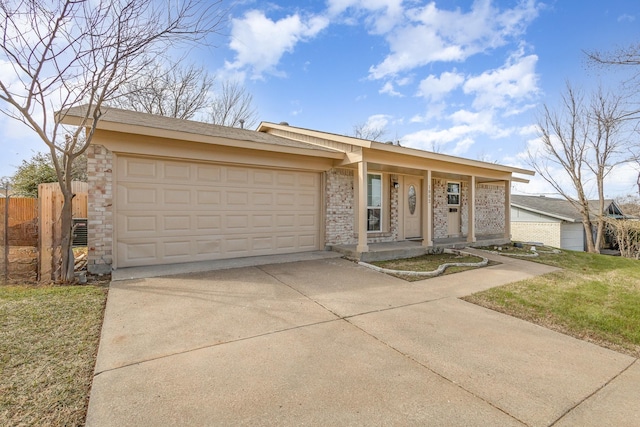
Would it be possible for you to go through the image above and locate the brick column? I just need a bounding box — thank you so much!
[86,145,113,274]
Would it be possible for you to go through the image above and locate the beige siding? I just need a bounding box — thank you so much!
[115,156,321,268]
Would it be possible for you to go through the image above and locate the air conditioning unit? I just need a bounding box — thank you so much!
[72,218,88,247]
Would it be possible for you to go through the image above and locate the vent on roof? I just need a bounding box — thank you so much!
[279,121,289,126]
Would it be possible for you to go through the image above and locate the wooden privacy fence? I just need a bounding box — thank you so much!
[0,181,87,283]
[38,181,88,282]
[1,197,39,283]
[0,197,38,246]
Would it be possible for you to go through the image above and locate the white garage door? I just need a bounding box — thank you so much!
[561,222,585,251]
[115,156,321,268]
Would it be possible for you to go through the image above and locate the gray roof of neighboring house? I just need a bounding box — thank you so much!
[511,195,620,222]
[59,106,342,154]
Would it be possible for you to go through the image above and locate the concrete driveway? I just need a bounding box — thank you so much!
[86,252,639,426]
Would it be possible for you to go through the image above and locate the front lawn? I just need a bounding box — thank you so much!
[463,250,640,357]
[0,284,108,426]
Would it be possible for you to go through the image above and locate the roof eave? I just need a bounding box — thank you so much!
[511,203,579,222]
[258,122,536,177]
[258,121,373,148]
[371,142,535,176]
[61,111,345,160]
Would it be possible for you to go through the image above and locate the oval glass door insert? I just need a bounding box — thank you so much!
[408,185,416,215]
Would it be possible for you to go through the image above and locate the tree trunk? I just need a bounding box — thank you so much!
[582,217,597,253]
[58,183,75,283]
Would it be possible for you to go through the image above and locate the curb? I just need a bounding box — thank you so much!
[358,248,489,278]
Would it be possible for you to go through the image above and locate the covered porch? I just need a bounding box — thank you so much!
[342,143,530,257]
[330,234,509,262]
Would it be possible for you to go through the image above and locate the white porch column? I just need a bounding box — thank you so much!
[504,179,511,240]
[467,175,476,243]
[357,161,369,253]
[423,170,433,247]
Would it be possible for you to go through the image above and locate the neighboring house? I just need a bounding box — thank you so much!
[61,107,534,274]
[511,195,626,251]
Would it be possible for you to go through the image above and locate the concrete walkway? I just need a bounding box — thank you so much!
[86,252,639,426]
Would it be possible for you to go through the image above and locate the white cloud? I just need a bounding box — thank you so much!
[416,71,465,101]
[518,124,538,136]
[463,51,539,110]
[225,10,329,79]
[369,0,539,79]
[452,137,475,156]
[401,125,475,153]
[401,106,519,156]
[604,163,639,197]
[379,81,402,97]
[327,0,404,33]
[365,113,391,130]
[618,14,635,23]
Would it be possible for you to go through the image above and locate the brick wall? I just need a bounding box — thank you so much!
[432,179,448,238]
[475,184,505,235]
[325,168,356,245]
[434,180,505,238]
[87,144,113,274]
[511,222,561,247]
[324,168,399,246]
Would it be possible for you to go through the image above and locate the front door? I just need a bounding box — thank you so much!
[447,182,461,237]
[404,178,421,239]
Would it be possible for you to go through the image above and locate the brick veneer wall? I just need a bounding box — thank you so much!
[511,222,561,247]
[432,179,449,238]
[475,184,505,234]
[325,168,356,245]
[434,180,505,238]
[461,182,469,234]
[86,144,113,274]
[324,168,399,246]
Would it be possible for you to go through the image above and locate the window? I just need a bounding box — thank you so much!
[447,182,460,206]
[408,185,417,215]
[367,173,382,231]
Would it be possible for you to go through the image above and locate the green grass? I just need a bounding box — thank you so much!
[464,250,640,357]
[0,284,108,426]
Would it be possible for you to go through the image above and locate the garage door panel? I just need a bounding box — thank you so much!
[116,156,321,268]
[226,215,249,229]
[299,234,317,249]
[196,165,222,182]
[164,188,191,204]
[164,162,191,180]
[253,170,274,185]
[121,242,157,262]
[196,190,221,205]
[121,157,158,179]
[163,215,191,231]
[196,215,221,230]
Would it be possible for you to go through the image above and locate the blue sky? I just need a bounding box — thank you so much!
[2,0,640,197]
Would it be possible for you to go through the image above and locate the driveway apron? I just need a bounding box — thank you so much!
[86,254,639,426]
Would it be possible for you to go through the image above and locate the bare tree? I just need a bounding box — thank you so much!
[113,63,215,120]
[587,43,640,194]
[208,81,258,128]
[352,122,387,141]
[528,83,631,253]
[586,43,640,79]
[0,0,223,282]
